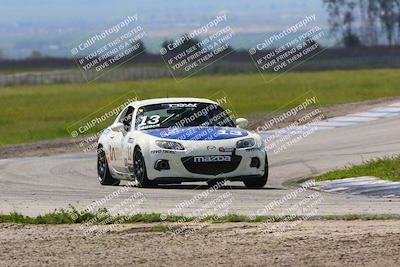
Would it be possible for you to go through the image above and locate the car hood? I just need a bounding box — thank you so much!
[145,127,249,141]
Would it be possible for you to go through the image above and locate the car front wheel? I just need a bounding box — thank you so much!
[133,147,155,188]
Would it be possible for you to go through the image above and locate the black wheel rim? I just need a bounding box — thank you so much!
[133,151,145,180]
[97,149,107,180]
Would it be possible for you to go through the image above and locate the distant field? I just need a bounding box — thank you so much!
[0,67,74,74]
[1,69,400,146]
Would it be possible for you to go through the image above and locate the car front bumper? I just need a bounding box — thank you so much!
[144,147,267,181]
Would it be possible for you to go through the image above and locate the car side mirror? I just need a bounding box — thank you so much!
[236,118,249,129]
[111,122,126,133]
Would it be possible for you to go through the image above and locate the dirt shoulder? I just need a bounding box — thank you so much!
[0,137,88,159]
[1,220,399,266]
[1,97,399,159]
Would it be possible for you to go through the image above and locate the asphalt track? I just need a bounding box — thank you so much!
[1,116,400,217]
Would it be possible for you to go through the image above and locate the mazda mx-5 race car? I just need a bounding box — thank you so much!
[97,98,268,188]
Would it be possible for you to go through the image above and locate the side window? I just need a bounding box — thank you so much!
[119,106,134,132]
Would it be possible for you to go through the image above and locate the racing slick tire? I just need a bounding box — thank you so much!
[243,153,268,189]
[133,147,156,188]
[97,146,120,186]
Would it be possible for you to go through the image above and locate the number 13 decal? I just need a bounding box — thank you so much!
[137,115,160,127]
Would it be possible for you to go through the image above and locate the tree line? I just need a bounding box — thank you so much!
[324,0,400,46]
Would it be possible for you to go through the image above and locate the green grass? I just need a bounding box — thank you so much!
[316,155,400,182]
[1,69,400,145]
[0,208,399,225]
[0,63,165,74]
[0,209,296,225]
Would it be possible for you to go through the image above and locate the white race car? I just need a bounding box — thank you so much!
[97,98,268,188]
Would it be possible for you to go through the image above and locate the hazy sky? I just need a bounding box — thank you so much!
[0,0,327,57]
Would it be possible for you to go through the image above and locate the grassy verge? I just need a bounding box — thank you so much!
[0,209,296,225]
[1,69,400,145]
[0,208,399,225]
[315,155,400,182]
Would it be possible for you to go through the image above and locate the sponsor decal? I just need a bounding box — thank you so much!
[193,155,231,163]
[207,146,217,151]
[219,147,235,152]
[146,127,248,141]
[108,145,117,161]
[245,147,262,152]
[150,150,176,154]
[163,103,198,108]
[127,146,133,160]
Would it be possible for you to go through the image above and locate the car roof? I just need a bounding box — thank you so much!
[129,97,217,108]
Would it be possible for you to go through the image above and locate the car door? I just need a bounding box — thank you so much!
[105,128,119,171]
[110,106,135,173]
[115,106,135,172]
[120,107,139,174]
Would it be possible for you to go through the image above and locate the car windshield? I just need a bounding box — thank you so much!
[135,102,235,130]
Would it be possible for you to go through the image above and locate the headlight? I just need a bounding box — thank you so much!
[155,140,185,150]
[236,138,255,149]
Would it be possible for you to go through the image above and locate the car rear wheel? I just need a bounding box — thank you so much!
[133,148,155,188]
[97,146,120,186]
[243,153,268,188]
